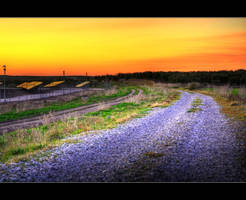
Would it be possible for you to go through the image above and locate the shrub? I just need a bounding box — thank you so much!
[231,88,238,96]
[187,82,202,90]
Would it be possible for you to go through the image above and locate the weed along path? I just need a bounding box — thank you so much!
[1,91,246,182]
[0,89,137,135]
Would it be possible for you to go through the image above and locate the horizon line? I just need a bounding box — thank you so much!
[2,68,246,77]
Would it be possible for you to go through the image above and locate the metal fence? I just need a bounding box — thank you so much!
[0,87,85,104]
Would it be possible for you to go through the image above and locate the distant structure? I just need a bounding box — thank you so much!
[62,70,65,95]
[85,72,88,80]
[2,65,6,103]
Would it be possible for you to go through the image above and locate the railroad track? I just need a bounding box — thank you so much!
[0,89,140,135]
[0,88,105,104]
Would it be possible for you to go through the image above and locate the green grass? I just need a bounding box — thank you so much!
[187,107,203,113]
[193,88,246,121]
[231,88,238,96]
[86,102,151,124]
[144,152,165,158]
[0,86,133,123]
[9,144,45,156]
[192,98,203,106]
[187,98,203,113]
[202,88,214,92]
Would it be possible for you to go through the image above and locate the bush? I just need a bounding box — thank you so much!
[228,88,245,103]
[187,82,202,90]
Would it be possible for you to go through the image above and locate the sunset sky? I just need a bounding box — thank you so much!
[0,18,246,76]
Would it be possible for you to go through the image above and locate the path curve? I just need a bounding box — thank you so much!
[0,91,246,182]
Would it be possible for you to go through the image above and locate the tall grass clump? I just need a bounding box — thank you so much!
[211,85,246,104]
[194,84,246,121]
[238,87,246,100]
[187,82,202,90]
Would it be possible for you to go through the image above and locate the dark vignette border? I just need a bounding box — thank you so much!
[0,1,245,17]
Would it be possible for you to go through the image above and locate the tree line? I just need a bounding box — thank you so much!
[93,69,246,86]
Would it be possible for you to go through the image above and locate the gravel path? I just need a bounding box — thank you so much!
[1,91,246,182]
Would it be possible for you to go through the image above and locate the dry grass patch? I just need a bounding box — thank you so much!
[0,114,108,163]
[194,89,246,121]
[124,91,145,104]
[150,101,169,108]
[115,111,140,123]
[104,86,118,96]
[215,96,246,121]
[144,152,165,158]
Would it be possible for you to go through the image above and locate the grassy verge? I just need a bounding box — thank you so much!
[0,84,180,163]
[0,86,132,123]
[191,87,246,168]
[187,98,203,113]
[192,89,246,121]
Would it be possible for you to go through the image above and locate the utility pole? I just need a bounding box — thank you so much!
[62,70,65,95]
[3,65,6,103]
[0,68,1,103]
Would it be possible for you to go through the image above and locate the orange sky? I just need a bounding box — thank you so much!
[0,18,246,76]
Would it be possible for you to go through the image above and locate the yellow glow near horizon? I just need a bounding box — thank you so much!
[0,18,246,75]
